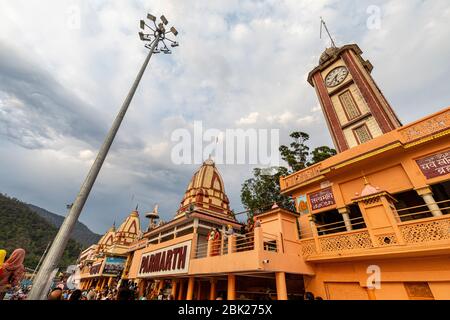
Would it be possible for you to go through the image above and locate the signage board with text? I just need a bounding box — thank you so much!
[416,149,450,179]
[138,240,192,278]
[308,187,336,211]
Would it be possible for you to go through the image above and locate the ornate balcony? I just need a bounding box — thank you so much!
[300,213,450,261]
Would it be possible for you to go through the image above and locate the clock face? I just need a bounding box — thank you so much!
[325,66,349,88]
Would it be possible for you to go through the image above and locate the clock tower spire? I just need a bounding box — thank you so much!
[308,44,402,152]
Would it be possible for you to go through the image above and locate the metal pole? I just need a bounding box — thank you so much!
[27,38,160,300]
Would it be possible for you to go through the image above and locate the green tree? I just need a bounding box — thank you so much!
[279,132,310,172]
[309,146,337,165]
[240,131,337,213]
[241,167,294,215]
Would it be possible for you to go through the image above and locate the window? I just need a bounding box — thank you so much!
[353,124,372,144]
[339,90,361,121]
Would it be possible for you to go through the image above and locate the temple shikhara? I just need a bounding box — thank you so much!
[76,42,450,300]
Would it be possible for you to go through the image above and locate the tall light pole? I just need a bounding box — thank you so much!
[28,13,179,300]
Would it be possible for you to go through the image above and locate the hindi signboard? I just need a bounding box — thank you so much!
[138,240,191,278]
[416,149,450,179]
[103,257,127,277]
[309,187,336,211]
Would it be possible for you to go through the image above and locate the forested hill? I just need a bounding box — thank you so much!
[27,204,101,247]
[0,193,84,270]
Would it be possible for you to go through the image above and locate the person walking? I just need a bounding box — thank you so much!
[0,249,26,300]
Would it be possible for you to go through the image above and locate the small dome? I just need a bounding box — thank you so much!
[319,46,339,65]
[360,183,380,197]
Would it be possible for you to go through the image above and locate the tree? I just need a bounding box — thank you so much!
[309,146,337,165]
[279,132,310,172]
[241,167,294,215]
[240,131,337,213]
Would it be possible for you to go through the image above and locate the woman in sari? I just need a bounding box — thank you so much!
[0,248,26,300]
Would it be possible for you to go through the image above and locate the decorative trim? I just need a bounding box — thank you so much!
[343,51,394,133]
[314,72,349,152]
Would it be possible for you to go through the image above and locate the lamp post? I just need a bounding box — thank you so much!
[27,13,179,300]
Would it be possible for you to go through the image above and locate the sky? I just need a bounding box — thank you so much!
[0,0,449,235]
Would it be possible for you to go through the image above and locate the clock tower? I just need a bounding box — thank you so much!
[308,44,402,152]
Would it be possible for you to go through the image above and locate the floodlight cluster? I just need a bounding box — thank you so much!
[139,13,179,54]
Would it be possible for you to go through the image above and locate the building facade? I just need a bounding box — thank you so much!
[76,43,450,300]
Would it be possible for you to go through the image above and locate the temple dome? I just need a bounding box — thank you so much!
[113,210,141,245]
[177,159,233,218]
[97,225,116,249]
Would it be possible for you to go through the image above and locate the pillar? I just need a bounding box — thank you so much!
[178,280,185,300]
[254,226,263,252]
[171,280,178,300]
[416,187,443,217]
[309,215,321,253]
[108,277,113,288]
[227,274,236,301]
[275,272,288,300]
[209,279,217,300]
[138,280,146,297]
[186,277,195,300]
[158,279,165,292]
[197,280,202,300]
[338,207,353,232]
[228,235,236,254]
[367,288,377,300]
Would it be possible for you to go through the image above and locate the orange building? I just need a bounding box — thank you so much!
[76,42,450,300]
[280,43,450,300]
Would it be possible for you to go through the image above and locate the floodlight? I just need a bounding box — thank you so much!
[147,13,156,22]
[171,42,179,48]
[140,20,146,30]
[170,26,178,36]
[160,15,169,25]
[139,32,145,41]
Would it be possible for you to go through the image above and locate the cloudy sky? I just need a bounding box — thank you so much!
[0,0,449,235]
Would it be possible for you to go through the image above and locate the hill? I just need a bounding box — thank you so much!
[0,193,84,270]
[27,204,101,247]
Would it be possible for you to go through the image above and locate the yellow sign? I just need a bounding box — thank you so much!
[0,249,6,267]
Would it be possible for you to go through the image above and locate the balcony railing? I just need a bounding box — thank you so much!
[300,205,450,258]
[192,230,279,259]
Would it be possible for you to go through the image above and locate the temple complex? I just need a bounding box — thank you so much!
[76,42,450,300]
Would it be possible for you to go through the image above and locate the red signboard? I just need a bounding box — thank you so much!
[309,187,336,211]
[416,149,450,179]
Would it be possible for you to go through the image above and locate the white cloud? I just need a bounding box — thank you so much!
[0,0,449,233]
[236,112,259,125]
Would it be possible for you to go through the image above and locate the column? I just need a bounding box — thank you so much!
[338,207,353,232]
[158,279,165,292]
[227,274,236,301]
[107,277,113,288]
[178,280,185,300]
[275,272,288,300]
[138,280,146,298]
[209,279,217,300]
[171,280,178,300]
[254,226,263,252]
[186,277,195,300]
[100,278,106,290]
[367,288,377,300]
[228,235,236,254]
[416,187,443,217]
[309,215,321,253]
[197,280,202,300]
